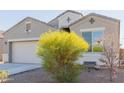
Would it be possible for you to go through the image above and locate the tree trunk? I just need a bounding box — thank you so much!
[64,64,67,82]
[109,69,113,82]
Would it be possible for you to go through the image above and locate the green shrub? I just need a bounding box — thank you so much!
[37,30,89,82]
[93,44,103,52]
[0,71,9,83]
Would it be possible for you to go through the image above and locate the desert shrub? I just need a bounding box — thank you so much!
[0,71,9,83]
[93,44,103,52]
[37,30,89,82]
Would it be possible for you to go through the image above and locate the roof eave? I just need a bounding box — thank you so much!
[69,13,120,27]
[4,17,55,34]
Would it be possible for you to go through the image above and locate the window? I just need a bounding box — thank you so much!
[92,31,103,52]
[25,22,31,32]
[82,31,103,52]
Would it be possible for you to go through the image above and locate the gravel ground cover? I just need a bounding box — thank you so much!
[6,68,124,83]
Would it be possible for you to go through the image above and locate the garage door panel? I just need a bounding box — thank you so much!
[12,41,41,63]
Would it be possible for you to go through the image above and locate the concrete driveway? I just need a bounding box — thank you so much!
[0,63,41,75]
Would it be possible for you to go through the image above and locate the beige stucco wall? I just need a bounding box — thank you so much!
[3,17,55,62]
[70,15,120,65]
[58,12,82,28]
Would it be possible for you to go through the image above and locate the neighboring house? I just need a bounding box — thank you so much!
[0,32,3,61]
[120,49,124,58]
[3,10,120,65]
[120,49,124,64]
[3,17,55,63]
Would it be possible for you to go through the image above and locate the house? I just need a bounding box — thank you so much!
[0,32,3,62]
[3,10,120,65]
[3,17,55,63]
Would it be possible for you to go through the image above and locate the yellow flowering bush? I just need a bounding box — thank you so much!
[37,30,89,82]
[0,71,9,83]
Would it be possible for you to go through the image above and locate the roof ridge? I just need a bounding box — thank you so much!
[89,13,120,21]
[26,16,50,25]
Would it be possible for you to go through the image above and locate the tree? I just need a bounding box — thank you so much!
[99,41,119,82]
[37,30,89,82]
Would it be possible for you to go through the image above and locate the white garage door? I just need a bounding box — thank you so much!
[12,41,41,63]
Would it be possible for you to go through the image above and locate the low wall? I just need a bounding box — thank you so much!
[76,53,104,65]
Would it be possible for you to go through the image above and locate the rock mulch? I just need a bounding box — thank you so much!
[6,68,124,83]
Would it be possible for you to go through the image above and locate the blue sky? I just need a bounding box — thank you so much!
[0,10,123,48]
